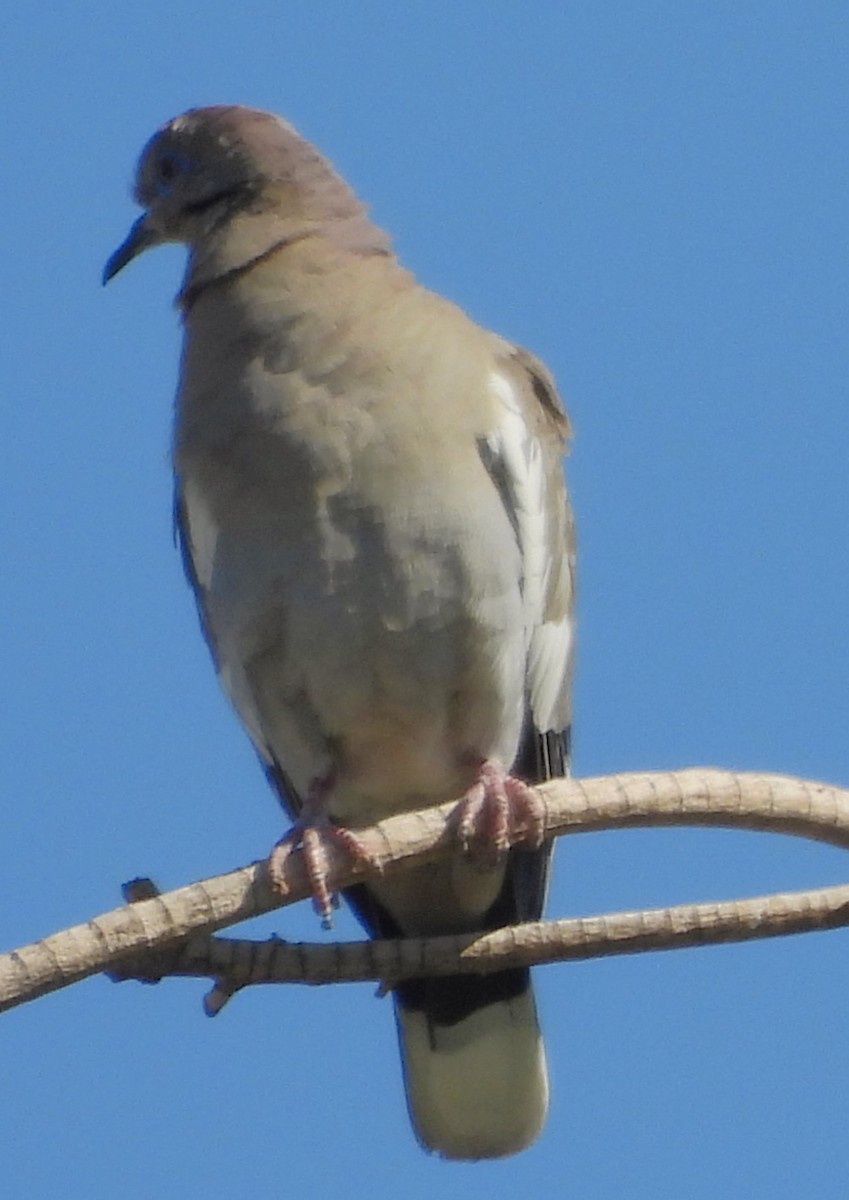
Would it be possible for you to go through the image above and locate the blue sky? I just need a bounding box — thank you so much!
[3,4,849,1196]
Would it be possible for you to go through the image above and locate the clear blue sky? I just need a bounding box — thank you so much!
[3,4,849,1197]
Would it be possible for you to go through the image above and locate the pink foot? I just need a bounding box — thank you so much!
[454,759,546,861]
[267,778,378,927]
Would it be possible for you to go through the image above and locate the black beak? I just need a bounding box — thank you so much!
[102,215,160,284]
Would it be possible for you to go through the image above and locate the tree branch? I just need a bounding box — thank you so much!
[3,768,849,1015]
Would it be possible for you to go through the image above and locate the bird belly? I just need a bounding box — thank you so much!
[249,574,527,827]
[184,438,529,827]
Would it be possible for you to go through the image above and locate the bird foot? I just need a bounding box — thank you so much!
[268,786,378,927]
[454,758,546,863]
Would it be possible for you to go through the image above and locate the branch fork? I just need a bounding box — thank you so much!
[3,769,849,1016]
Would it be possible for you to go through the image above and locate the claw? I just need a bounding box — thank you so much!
[268,797,377,926]
[454,758,546,862]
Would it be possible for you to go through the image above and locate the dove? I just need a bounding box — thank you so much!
[105,105,575,1160]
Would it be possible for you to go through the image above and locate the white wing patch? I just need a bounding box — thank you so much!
[487,372,573,732]
[218,660,274,763]
[180,477,274,761]
[181,478,219,590]
[487,372,548,641]
[527,609,574,734]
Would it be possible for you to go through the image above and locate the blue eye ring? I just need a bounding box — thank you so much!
[154,151,191,196]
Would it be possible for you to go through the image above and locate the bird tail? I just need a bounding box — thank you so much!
[394,973,548,1160]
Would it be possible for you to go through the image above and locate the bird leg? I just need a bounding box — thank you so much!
[267,774,377,927]
[454,758,546,863]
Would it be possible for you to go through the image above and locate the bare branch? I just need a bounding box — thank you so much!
[3,768,849,1015]
[112,880,849,1017]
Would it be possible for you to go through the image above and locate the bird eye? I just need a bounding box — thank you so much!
[158,154,181,182]
[152,152,191,196]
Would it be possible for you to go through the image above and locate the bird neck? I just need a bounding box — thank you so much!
[178,201,393,313]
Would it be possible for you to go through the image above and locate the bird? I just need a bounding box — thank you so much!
[104,105,575,1160]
